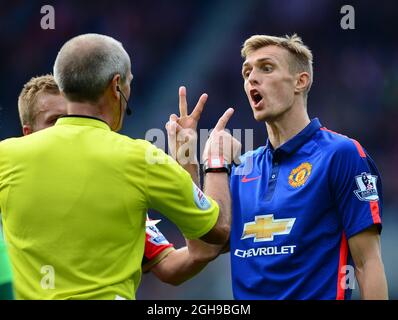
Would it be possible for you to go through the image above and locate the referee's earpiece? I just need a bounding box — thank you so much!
[116,84,132,116]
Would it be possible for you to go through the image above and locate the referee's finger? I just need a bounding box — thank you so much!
[179,86,188,117]
[214,108,234,131]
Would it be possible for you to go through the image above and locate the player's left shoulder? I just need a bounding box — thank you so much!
[316,127,369,160]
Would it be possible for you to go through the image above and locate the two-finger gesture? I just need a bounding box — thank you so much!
[166,86,208,165]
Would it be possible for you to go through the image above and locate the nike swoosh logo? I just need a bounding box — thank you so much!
[241,175,261,183]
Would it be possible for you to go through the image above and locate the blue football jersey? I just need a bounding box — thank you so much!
[230,118,382,300]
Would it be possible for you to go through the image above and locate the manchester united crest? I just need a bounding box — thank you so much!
[288,162,312,188]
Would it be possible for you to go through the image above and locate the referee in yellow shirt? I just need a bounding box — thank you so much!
[0,33,234,299]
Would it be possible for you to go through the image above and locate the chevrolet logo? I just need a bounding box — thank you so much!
[241,214,296,242]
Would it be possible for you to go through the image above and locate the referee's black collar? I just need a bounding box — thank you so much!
[59,114,108,124]
[56,115,111,130]
[265,118,322,155]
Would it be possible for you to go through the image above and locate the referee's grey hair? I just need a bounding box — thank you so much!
[53,33,131,102]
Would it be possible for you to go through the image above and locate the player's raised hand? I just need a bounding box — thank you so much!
[214,108,235,132]
[166,113,183,161]
[177,86,208,131]
[166,86,208,165]
[165,86,207,136]
[203,108,241,165]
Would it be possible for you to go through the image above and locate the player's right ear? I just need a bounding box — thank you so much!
[294,72,310,94]
[22,125,33,136]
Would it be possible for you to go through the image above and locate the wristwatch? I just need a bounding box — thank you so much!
[203,158,232,175]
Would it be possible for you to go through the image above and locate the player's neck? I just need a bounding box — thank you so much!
[265,104,310,150]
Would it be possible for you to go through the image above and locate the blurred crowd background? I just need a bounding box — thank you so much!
[0,0,397,299]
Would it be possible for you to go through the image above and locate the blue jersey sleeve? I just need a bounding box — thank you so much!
[329,139,382,239]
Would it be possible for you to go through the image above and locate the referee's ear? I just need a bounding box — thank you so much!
[111,74,121,100]
[22,124,33,136]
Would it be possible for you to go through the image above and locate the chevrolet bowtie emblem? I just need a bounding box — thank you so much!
[241,214,296,242]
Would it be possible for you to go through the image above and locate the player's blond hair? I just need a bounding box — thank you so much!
[18,74,60,126]
[241,34,313,95]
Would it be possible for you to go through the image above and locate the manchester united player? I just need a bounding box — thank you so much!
[167,34,388,299]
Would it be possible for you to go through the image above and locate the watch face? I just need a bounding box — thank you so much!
[208,158,225,167]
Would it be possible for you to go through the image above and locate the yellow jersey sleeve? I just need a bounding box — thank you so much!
[144,144,219,239]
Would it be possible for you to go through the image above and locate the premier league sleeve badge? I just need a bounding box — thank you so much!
[354,172,379,201]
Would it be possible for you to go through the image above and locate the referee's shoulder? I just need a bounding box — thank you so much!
[115,133,150,146]
[1,126,57,146]
[113,133,158,154]
[315,126,367,158]
[0,135,25,149]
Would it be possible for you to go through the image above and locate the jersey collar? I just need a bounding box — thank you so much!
[55,115,111,131]
[265,118,322,155]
